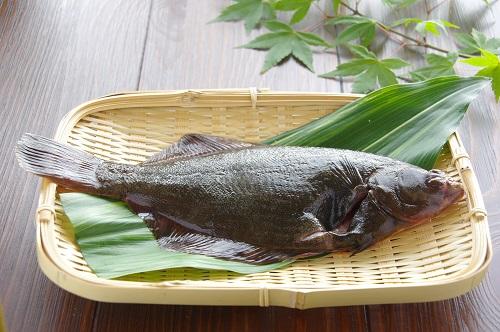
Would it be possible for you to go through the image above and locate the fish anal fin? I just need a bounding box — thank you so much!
[157,232,295,264]
[143,133,258,164]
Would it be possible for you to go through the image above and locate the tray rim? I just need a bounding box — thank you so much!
[34,89,492,308]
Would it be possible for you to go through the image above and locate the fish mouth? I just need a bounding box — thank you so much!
[427,172,465,203]
[443,178,465,205]
[428,170,464,194]
[402,175,465,224]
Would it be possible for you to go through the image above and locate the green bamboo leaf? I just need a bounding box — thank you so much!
[60,193,290,279]
[265,76,490,169]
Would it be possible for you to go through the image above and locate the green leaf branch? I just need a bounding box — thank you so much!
[337,0,466,57]
[214,0,499,101]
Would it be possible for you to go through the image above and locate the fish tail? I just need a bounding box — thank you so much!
[16,134,104,194]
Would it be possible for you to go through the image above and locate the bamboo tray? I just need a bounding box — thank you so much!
[35,89,492,308]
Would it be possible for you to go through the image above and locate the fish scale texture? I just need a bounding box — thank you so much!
[96,146,404,251]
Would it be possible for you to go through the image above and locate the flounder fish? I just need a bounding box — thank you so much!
[16,133,464,264]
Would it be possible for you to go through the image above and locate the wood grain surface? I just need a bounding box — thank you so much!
[0,0,498,331]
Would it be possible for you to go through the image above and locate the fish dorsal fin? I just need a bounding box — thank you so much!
[143,133,258,164]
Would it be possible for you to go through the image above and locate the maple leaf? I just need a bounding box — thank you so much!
[275,0,313,25]
[240,21,329,73]
[213,0,276,32]
[320,45,409,93]
[461,49,500,101]
[455,29,500,55]
[326,16,377,46]
[410,53,457,81]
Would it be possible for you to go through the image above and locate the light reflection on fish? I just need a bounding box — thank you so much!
[16,133,464,264]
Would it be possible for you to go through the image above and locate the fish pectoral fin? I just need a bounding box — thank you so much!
[142,133,258,164]
[156,231,294,265]
[333,185,369,234]
[330,157,365,188]
[347,191,402,255]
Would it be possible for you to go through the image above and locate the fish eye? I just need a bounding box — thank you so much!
[424,172,449,193]
[426,177,445,190]
[429,169,445,176]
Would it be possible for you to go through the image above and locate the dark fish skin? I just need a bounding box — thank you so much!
[96,142,464,255]
[16,133,465,264]
[99,147,390,246]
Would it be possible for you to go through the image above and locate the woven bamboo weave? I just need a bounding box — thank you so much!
[35,89,492,308]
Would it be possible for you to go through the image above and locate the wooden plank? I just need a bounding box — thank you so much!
[137,0,341,92]
[0,1,151,331]
[91,304,368,332]
[347,1,500,331]
[267,306,368,332]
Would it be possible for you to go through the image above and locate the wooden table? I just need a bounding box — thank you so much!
[1,1,498,331]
